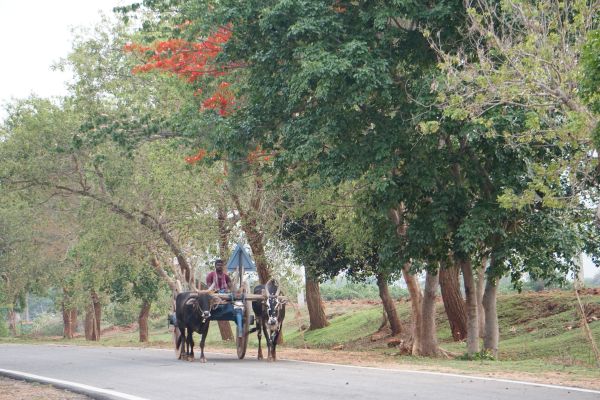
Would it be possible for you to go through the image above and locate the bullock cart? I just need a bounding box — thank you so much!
[169,244,286,360]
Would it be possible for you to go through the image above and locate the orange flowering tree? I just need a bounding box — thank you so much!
[124,26,238,117]
[123,15,278,284]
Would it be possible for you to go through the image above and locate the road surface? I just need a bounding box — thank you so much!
[0,344,598,400]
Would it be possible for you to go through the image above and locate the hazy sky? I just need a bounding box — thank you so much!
[0,0,124,119]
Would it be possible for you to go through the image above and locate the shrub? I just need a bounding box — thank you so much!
[104,301,138,326]
[30,312,64,336]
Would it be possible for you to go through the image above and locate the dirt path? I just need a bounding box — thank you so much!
[0,377,90,400]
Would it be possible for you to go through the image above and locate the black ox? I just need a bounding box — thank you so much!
[252,279,287,361]
[175,291,218,363]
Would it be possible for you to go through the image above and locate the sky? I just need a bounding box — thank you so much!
[0,0,125,120]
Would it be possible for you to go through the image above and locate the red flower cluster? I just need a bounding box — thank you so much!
[201,81,235,116]
[247,146,274,164]
[124,26,233,83]
[185,148,207,165]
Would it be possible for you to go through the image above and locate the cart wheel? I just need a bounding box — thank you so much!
[236,301,251,359]
[173,326,183,359]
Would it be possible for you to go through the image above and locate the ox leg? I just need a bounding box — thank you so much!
[256,319,264,360]
[177,326,186,360]
[273,322,283,361]
[271,329,280,361]
[265,327,274,362]
[187,329,195,361]
[198,321,209,363]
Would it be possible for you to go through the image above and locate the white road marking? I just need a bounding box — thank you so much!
[0,368,151,400]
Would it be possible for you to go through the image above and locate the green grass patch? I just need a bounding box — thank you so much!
[284,305,382,348]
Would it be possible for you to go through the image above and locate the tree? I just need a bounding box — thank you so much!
[281,213,344,330]
[86,16,284,287]
[428,0,600,357]
[108,261,164,342]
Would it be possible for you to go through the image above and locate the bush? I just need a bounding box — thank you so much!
[104,301,138,326]
[30,312,64,336]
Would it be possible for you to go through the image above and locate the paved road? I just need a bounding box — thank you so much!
[0,344,598,400]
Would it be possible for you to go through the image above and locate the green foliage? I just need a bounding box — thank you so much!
[458,349,496,361]
[107,262,163,304]
[580,29,600,115]
[432,0,598,210]
[319,282,407,301]
[105,301,139,326]
[281,213,354,281]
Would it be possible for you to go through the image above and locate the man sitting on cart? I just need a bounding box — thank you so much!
[206,259,233,293]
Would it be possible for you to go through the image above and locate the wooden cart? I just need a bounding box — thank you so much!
[170,244,285,359]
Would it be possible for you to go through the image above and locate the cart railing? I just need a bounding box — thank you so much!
[211,293,287,302]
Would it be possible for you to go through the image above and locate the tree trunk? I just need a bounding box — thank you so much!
[24,293,30,322]
[458,256,479,357]
[574,253,585,289]
[62,306,72,339]
[62,287,77,339]
[62,306,76,339]
[216,206,235,341]
[69,309,78,336]
[419,270,440,356]
[476,258,486,338]
[7,309,17,336]
[230,177,270,284]
[84,290,101,341]
[482,274,499,358]
[305,273,328,330]
[402,262,423,354]
[150,255,180,294]
[376,273,403,335]
[439,262,467,341]
[217,206,230,260]
[138,300,151,343]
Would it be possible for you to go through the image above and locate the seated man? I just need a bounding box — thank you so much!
[206,259,233,293]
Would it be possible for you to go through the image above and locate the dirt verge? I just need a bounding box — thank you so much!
[0,376,91,400]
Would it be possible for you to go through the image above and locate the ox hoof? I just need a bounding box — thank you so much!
[200,357,207,363]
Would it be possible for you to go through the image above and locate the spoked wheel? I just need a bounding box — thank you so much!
[173,325,184,359]
[236,301,251,359]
